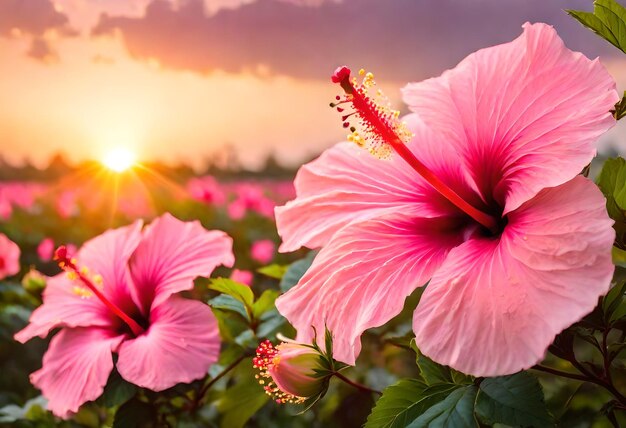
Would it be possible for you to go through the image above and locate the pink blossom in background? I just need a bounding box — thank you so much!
[275,23,617,376]
[56,191,79,219]
[0,233,20,279]
[15,213,234,417]
[37,238,55,262]
[230,268,253,286]
[0,182,45,218]
[227,199,247,220]
[251,239,275,264]
[187,176,226,206]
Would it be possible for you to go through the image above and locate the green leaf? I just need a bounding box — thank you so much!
[603,278,626,323]
[410,340,472,386]
[98,370,137,408]
[252,289,279,319]
[596,157,626,247]
[209,294,250,321]
[112,398,156,428]
[216,373,269,428]
[280,251,316,292]
[568,0,626,53]
[364,379,462,428]
[475,372,554,428]
[257,264,288,279]
[407,386,478,428]
[0,396,48,423]
[209,278,254,308]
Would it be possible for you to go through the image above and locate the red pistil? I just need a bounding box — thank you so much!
[331,66,498,233]
[54,246,145,337]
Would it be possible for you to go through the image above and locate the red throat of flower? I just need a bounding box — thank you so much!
[252,340,306,404]
[54,246,145,337]
[330,66,498,233]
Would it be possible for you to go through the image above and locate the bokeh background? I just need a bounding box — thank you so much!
[1,1,626,427]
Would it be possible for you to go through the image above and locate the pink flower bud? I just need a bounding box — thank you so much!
[253,340,326,404]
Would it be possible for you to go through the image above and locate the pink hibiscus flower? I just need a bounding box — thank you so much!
[251,239,276,264]
[231,268,254,286]
[37,238,55,262]
[15,213,234,417]
[275,23,618,376]
[0,233,20,279]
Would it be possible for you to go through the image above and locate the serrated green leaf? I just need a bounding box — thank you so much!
[257,264,288,279]
[568,0,626,53]
[112,398,156,428]
[365,379,462,428]
[410,340,472,386]
[475,372,554,428]
[280,251,316,292]
[252,289,279,319]
[407,386,478,428]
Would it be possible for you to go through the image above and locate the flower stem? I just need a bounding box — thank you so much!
[193,354,247,410]
[333,371,382,396]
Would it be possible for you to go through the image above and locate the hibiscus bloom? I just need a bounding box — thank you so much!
[0,233,20,280]
[37,238,55,262]
[275,23,618,376]
[15,213,234,417]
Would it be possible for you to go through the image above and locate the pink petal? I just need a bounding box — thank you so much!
[14,274,115,343]
[402,22,617,215]
[15,223,143,343]
[0,233,20,280]
[129,213,234,312]
[30,327,124,418]
[412,176,614,376]
[116,297,220,391]
[78,221,143,313]
[275,210,464,365]
[276,123,479,253]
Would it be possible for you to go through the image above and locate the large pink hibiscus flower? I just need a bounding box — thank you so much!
[275,23,618,376]
[15,213,234,417]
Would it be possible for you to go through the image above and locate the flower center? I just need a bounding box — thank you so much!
[252,340,306,404]
[330,66,499,234]
[54,246,145,337]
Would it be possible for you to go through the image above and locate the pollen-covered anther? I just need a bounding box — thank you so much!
[330,66,413,160]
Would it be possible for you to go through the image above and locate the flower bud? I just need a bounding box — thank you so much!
[22,269,46,292]
[253,339,327,404]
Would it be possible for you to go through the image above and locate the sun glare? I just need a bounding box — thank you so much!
[102,148,136,173]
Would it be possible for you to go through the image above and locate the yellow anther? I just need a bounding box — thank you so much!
[70,258,78,265]
[358,68,365,76]
[66,271,78,281]
[93,274,103,286]
[72,286,92,298]
[80,266,89,275]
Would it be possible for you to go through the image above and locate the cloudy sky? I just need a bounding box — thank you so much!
[1,0,626,169]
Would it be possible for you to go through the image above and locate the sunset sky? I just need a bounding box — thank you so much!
[2,0,626,169]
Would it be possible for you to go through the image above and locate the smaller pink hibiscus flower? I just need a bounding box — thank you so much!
[15,213,234,418]
[37,238,54,262]
[0,233,20,280]
[251,240,275,264]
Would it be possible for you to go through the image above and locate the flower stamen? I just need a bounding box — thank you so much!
[54,246,145,337]
[330,66,498,233]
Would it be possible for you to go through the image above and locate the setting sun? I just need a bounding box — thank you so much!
[102,148,136,172]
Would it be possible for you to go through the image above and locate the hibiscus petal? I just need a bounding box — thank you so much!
[412,176,614,376]
[129,213,234,312]
[276,116,481,253]
[14,223,143,343]
[275,210,464,365]
[78,221,143,313]
[14,274,114,343]
[30,327,124,418]
[116,297,220,391]
[402,22,617,214]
